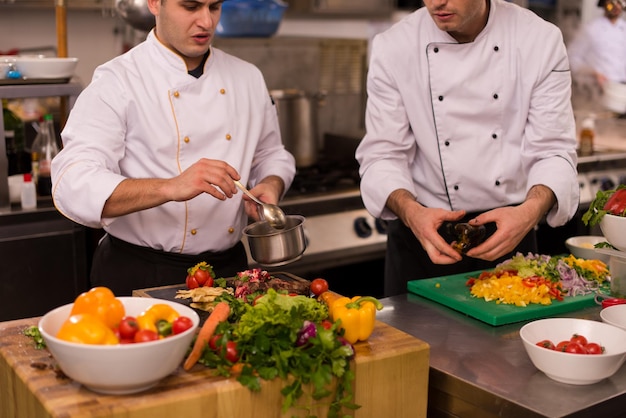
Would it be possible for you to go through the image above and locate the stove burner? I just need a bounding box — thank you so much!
[286,160,360,197]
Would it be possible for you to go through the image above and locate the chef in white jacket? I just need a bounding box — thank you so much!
[51,0,295,295]
[356,0,579,297]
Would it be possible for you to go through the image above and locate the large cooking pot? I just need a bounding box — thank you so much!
[271,89,320,168]
[115,0,155,32]
[243,215,306,266]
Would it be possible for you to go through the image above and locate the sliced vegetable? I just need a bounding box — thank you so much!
[183,301,230,371]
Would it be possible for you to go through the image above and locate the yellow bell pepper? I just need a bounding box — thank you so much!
[70,286,125,329]
[331,296,383,344]
[136,303,180,335]
[56,313,119,345]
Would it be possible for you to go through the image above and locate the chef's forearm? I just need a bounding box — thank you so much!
[522,184,557,223]
[259,175,286,201]
[102,178,171,218]
[386,189,419,224]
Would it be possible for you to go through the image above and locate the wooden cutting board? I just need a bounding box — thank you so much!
[0,314,429,418]
[408,270,600,326]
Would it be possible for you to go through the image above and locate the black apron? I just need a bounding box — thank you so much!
[384,214,538,297]
[90,234,249,296]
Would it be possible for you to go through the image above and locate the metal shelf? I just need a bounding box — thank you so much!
[0,79,82,210]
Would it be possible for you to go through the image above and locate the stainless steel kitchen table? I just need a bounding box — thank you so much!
[377,293,626,418]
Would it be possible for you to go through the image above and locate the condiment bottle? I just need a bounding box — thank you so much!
[31,114,59,196]
[20,173,37,210]
[579,117,595,156]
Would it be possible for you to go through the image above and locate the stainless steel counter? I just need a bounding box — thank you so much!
[377,294,626,418]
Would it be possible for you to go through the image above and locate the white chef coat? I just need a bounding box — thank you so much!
[51,30,296,254]
[356,0,579,228]
[568,15,626,83]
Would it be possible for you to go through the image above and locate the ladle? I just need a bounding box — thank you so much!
[234,180,287,229]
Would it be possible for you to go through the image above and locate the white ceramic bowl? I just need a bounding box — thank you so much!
[520,317,626,385]
[14,56,78,79]
[39,297,199,394]
[601,304,626,330]
[600,214,626,253]
[565,235,611,263]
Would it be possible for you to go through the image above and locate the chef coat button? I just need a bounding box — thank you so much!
[438,95,444,101]
[495,180,501,186]
[434,47,439,53]
[493,93,499,100]
[494,46,499,52]
[492,133,497,139]
[445,140,450,146]
[225,133,232,140]
[173,91,180,98]
[454,185,459,191]
[220,88,226,95]
[228,227,235,234]
[184,136,190,143]
[191,229,197,235]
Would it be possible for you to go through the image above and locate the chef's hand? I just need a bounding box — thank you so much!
[171,158,240,201]
[240,175,285,221]
[386,189,465,264]
[464,185,556,261]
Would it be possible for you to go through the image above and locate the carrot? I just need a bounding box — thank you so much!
[183,301,230,371]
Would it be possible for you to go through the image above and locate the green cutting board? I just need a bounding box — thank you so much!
[407,270,600,326]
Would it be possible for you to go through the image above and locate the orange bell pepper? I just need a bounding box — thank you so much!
[56,313,119,345]
[70,287,125,329]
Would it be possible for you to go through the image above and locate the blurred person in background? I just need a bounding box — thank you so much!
[568,0,626,90]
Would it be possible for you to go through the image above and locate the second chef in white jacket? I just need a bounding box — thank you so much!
[356,0,579,297]
[51,0,295,295]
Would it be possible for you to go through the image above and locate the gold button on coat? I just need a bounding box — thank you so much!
[228,227,234,234]
[191,229,197,235]
[226,134,232,140]
[173,91,180,98]
[184,136,190,143]
[220,88,226,95]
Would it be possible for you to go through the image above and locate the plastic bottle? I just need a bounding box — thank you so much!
[31,114,59,196]
[579,117,595,157]
[20,172,37,210]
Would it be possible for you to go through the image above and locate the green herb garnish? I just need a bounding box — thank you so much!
[23,325,46,349]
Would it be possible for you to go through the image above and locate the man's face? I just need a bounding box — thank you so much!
[148,0,223,69]
[422,0,489,43]
[605,0,624,19]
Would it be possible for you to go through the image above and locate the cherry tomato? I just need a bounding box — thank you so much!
[555,340,570,352]
[134,329,159,343]
[225,340,239,363]
[584,342,604,355]
[536,339,555,350]
[565,342,588,354]
[321,319,333,330]
[186,275,200,289]
[570,334,588,346]
[118,316,139,340]
[310,278,329,297]
[172,316,194,335]
[209,334,223,351]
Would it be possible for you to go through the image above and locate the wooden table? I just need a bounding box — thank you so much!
[0,313,429,418]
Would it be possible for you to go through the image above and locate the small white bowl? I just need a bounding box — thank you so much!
[565,236,611,263]
[14,56,78,79]
[520,317,626,385]
[600,214,626,253]
[39,297,199,395]
[601,304,626,331]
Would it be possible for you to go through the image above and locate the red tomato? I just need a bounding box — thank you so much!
[118,316,139,340]
[556,340,570,352]
[310,278,329,297]
[172,316,194,335]
[225,341,239,363]
[570,334,588,346]
[134,329,159,343]
[209,334,223,351]
[186,275,200,289]
[536,340,555,350]
[565,342,588,354]
[321,319,333,330]
[584,342,604,355]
